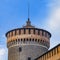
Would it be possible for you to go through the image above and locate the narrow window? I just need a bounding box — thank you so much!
[29,29,31,34]
[23,39,25,43]
[54,49,56,55]
[34,29,35,34]
[11,31,13,36]
[18,39,20,41]
[57,47,59,53]
[32,39,34,41]
[52,50,53,56]
[21,39,22,41]
[42,31,44,36]
[15,30,16,35]
[19,47,22,52]
[27,39,28,41]
[24,29,26,34]
[38,39,39,42]
[16,39,17,42]
[24,39,25,42]
[30,39,31,41]
[19,29,21,34]
[38,30,40,35]
[35,39,36,41]
[45,32,47,37]
[28,57,31,60]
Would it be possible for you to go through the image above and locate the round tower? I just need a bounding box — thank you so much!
[6,20,51,60]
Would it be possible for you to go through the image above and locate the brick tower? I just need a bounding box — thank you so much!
[6,19,51,60]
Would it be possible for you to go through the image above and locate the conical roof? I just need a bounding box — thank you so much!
[23,18,35,28]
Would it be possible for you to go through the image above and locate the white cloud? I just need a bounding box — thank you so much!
[46,0,60,32]
[45,0,60,48]
[0,48,8,60]
[48,7,60,31]
[0,48,6,56]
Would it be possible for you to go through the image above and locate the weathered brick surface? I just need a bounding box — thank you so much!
[8,45,48,60]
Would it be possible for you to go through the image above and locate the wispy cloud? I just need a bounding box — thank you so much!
[0,48,8,60]
[45,0,60,48]
[48,8,60,31]
[45,0,60,32]
[0,48,6,56]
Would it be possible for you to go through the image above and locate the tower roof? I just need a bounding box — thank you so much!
[26,18,31,26]
[22,0,35,28]
[23,19,35,28]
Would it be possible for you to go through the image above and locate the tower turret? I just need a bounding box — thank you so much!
[6,1,51,60]
[6,20,51,60]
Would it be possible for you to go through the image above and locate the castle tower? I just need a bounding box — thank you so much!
[6,19,51,60]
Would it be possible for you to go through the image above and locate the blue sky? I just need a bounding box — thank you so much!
[0,0,60,60]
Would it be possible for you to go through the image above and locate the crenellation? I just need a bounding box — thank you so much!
[30,29,33,34]
[35,29,38,35]
[13,30,15,36]
[16,30,19,35]
[26,29,29,34]
[6,29,51,39]
[21,29,24,34]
